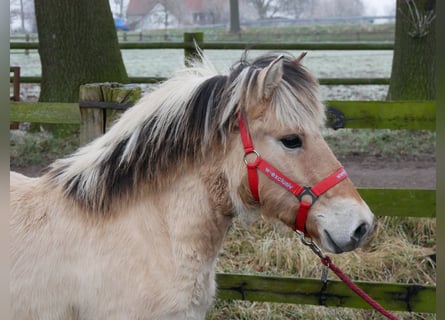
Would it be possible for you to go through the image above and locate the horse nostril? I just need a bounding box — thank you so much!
[351,223,368,242]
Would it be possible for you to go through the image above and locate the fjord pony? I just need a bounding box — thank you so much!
[10,53,375,319]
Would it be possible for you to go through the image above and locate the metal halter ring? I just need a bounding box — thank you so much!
[243,150,260,165]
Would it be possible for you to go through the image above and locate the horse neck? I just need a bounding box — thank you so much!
[136,162,235,262]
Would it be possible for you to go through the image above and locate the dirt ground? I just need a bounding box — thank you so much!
[12,156,436,190]
[341,158,435,189]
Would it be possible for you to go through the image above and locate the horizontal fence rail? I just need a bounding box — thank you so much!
[9,41,394,51]
[326,100,436,130]
[215,273,435,313]
[10,100,435,130]
[10,102,80,124]
[10,76,391,86]
[360,189,435,218]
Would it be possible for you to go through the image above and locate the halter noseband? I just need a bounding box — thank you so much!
[237,112,348,237]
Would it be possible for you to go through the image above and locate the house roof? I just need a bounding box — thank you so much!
[127,0,205,17]
[184,0,204,12]
[127,0,158,17]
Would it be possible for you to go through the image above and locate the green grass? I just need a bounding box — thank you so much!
[10,127,79,169]
[324,129,436,162]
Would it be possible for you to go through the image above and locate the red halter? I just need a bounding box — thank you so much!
[237,112,348,237]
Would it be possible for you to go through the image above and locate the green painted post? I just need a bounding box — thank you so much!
[183,32,204,67]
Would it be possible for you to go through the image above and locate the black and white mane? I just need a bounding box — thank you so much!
[46,53,324,212]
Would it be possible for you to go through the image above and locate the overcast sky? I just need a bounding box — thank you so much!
[108,0,397,17]
[363,0,395,15]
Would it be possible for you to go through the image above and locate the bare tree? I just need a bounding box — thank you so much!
[156,0,188,25]
[247,0,280,19]
[315,0,365,17]
[230,0,241,33]
[279,0,312,18]
[10,0,36,32]
[19,0,25,30]
[207,0,229,24]
[114,0,124,17]
[246,0,361,20]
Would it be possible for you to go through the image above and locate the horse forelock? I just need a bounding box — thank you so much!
[246,54,325,132]
[46,52,323,214]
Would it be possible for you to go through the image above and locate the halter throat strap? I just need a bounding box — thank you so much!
[237,112,348,236]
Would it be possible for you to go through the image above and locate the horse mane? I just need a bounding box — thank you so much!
[45,52,325,214]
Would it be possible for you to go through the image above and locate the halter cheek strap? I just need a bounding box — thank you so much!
[238,112,348,237]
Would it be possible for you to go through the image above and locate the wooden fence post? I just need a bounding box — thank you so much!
[25,33,30,55]
[79,83,142,145]
[183,32,204,67]
[10,66,21,129]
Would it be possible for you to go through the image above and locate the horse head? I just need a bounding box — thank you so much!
[227,53,375,253]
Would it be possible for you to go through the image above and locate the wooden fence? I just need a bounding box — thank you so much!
[10,32,393,86]
[9,84,436,314]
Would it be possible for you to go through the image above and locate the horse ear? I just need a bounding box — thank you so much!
[294,51,307,65]
[257,55,284,100]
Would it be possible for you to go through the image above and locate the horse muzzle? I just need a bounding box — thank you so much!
[313,200,376,254]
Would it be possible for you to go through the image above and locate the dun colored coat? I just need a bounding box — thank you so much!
[10,53,375,319]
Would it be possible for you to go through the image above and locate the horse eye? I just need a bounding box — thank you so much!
[280,135,303,149]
